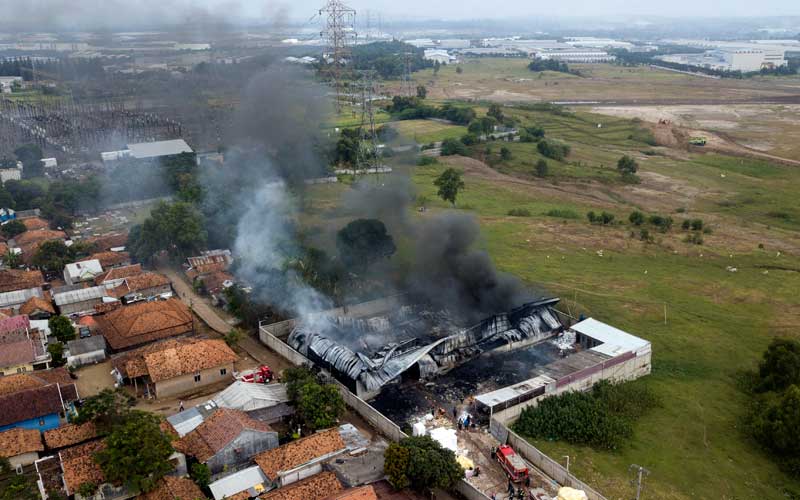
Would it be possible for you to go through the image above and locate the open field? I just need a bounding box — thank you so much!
[391,119,468,144]
[307,97,800,498]
[406,58,800,104]
[591,103,800,162]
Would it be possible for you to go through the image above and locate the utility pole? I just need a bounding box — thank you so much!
[355,69,379,181]
[629,464,650,500]
[319,0,357,114]
[403,52,414,97]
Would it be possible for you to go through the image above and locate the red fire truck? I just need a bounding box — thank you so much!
[495,444,529,483]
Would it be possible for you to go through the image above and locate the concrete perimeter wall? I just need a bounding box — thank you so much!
[258,321,488,498]
[493,351,651,423]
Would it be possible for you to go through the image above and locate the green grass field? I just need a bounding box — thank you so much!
[311,100,800,499]
[391,119,468,144]
[407,155,800,499]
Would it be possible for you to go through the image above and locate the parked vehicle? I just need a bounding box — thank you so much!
[494,444,529,483]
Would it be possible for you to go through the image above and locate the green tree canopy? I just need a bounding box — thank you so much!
[1,219,26,238]
[14,143,43,178]
[32,241,76,273]
[128,201,207,261]
[617,155,639,176]
[385,436,463,491]
[49,315,76,343]
[336,219,396,270]
[95,410,175,493]
[284,366,345,433]
[535,159,549,178]
[416,85,427,99]
[72,388,136,430]
[434,168,465,206]
[758,338,800,392]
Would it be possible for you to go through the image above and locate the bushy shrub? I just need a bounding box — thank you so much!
[507,208,531,217]
[537,139,571,161]
[588,211,615,225]
[441,138,468,156]
[513,381,658,450]
[629,210,645,226]
[544,208,579,219]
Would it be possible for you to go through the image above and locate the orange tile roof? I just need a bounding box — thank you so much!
[109,272,170,298]
[95,264,142,285]
[43,422,97,450]
[254,429,346,480]
[19,295,55,316]
[96,298,192,350]
[0,269,44,293]
[59,439,106,493]
[21,217,49,231]
[144,338,237,382]
[0,368,72,396]
[173,408,273,463]
[259,472,342,500]
[15,229,66,246]
[226,492,252,500]
[323,485,378,500]
[0,427,43,457]
[81,251,130,269]
[86,232,128,251]
[140,475,207,500]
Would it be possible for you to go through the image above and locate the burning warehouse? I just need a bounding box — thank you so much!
[286,297,565,400]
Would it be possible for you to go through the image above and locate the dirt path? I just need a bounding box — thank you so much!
[159,267,234,334]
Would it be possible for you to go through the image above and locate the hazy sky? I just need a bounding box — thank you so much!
[1,0,799,30]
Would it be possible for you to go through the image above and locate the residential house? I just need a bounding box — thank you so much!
[81,251,131,269]
[0,315,50,375]
[172,408,278,474]
[0,268,44,295]
[0,287,45,313]
[21,217,49,231]
[85,232,127,252]
[186,249,233,280]
[112,338,236,398]
[59,439,134,500]
[199,270,235,295]
[15,229,67,265]
[108,272,172,304]
[94,264,142,286]
[54,285,114,316]
[213,381,293,424]
[66,336,107,368]
[209,465,269,500]
[97,298,193,352]
[0,370,79,432]
[43,422,98,451]
[19,295,56,319]
[140,476,206,500]
[0,427,43,468]
[64,259,104,286]
[324,485,378,500]
[258,471,342,500]
[253,428,347,488]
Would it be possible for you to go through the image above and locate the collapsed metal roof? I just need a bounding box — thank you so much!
[288,298,563,393]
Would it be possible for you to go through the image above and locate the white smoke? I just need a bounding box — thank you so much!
[232,177,331,321]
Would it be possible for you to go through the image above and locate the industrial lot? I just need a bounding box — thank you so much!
[0,3,799,500]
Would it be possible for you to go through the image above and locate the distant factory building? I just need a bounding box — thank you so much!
[0,76,22,94]
[100,139,194,164]
[533,48,615,63]
[437,39,470,50]
[423,49,455,65]
[405,38,436,48]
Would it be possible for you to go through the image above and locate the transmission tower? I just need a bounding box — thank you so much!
[355,70,380,180]
[319,0,357,114]
[402,52,414,97]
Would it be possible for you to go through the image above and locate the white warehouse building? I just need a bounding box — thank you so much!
[534,48,615,63]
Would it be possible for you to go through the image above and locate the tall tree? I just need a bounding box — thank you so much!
[95,411,174,493]
[32,241,75,273]
[434,168,465,207]
[49,315,76,343]
[384,436,463,491]
[336,219,396,271]
[128,201,207,261]
[617,155,639,176]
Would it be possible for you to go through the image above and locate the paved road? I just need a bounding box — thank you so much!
[159,267,233,334]
[160,266,293,374]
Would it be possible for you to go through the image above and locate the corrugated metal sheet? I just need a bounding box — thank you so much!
[213,382,289,412]
[54,285,108,306]
[208,465,267,500]
[127,139,193,159]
